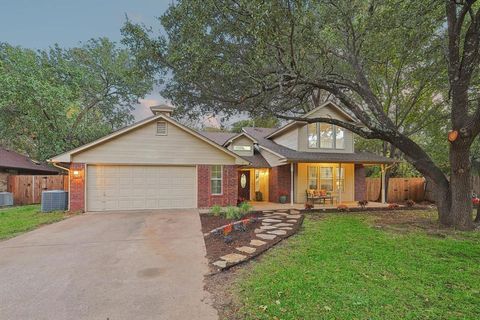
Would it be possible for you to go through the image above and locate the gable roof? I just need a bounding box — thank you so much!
[50,115,249,165]
[244,127,395,164]
[0,147,59,173]
[266,101,357,139]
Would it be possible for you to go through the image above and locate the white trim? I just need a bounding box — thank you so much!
[210,165,223,195]
[195,165,198,207]
[84,164,88,212]
[50,114,249,165]
[265,121,305,139]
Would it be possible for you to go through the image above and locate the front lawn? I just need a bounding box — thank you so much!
[233,212,480,319]
[0,205,67,240]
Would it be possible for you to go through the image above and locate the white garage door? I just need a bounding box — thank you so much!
[87,165,196,211]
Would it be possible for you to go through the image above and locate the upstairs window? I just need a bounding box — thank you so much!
[307,123,345,149]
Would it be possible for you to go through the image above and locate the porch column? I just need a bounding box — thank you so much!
[290,162,294,206]
[381,164,386,203]
[338,163,342,204]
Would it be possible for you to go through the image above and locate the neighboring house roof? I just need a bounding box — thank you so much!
[243,127,395,164]
[0,147,59,173]
[50,115,249,165]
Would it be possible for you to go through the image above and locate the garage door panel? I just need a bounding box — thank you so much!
[87,165,196,211]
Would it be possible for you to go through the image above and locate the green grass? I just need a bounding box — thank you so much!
[234,214,480,320]
[0,205,67,240]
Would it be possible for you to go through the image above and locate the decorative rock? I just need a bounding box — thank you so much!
[250,239,266,246]
[287,220,297,223]
[273,212,289,216]
[279,227,293,230]
[272,223,293,227]
[267,229,287,235]
[256,234,277,240]
[220,253,246,263]
[262,218,282,223]
[260,225,277,230]
[262,222,271,226]
[213,260,227,268]
[236,246,256,254]
[287,215,302,219]
[254,228,264,233]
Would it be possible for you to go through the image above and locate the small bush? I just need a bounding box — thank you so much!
[210,205,222,216]
[305,202,314,210]
[225,206,242,220]
[358,200,368,209]
[337,204,349,212]
[387,203,400,210]
[238,201,252,215]
[405,199,416,207]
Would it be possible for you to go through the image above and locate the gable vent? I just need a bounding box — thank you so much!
[156,121,168,135]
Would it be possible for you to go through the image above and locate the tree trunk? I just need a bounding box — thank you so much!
[448,140,474,230]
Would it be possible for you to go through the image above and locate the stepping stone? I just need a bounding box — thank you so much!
[254,228,264,233]
[263,218,282,223]
[256,234,277,240]
[273,212,289,216]
[287,215,301,219]
[213,260,227,268]
[260,225,277,230]
[262,222,271,226]
[250,239,266,246]
[267,229,287,235]
[220,253,246,263]
[287,220,297,223]
[272,223,293,227]
[236,246,256,254]
[290,209,301,214]
[279,227,293,230]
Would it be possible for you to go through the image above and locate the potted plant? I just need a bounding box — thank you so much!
[279,191,288,204]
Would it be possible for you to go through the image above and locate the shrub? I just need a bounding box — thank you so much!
[210,205,222,216]
[387,203,400,210]
[405,199,416,207]
[337,204,349,212]
[305,202,314,210]
[225,206,242,220]
[358,200,368,209]
[238,201,252,215]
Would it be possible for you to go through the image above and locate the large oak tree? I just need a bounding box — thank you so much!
[123,0,480,229]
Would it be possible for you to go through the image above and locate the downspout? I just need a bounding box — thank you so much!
[51,162,71,211]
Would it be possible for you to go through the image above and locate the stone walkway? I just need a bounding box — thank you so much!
[214,209,302,268]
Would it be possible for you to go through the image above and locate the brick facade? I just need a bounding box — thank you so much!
[197,165,239,208]
[69,163,85,212]
[269,164,292,203]
[354,164,366,201]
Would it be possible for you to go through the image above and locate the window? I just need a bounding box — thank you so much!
[307,123,318,148]
[336,167,345,191]
[233,145,252,151]
[335,126,345,149]
[156,121,167,135]
[307,166,318,189]
[210,165,222,195]
[320,123,334,149]
[319,167,334,191]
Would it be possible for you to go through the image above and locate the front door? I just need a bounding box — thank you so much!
[238,171,250,201]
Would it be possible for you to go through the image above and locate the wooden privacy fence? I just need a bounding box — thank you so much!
[7,175,68,205]
[366,177,426,203]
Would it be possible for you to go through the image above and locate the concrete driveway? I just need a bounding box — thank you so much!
[0,210,218,320]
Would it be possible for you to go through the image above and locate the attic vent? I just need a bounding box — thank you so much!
[156,121,168,135]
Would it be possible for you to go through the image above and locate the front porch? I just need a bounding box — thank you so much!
[249,200,389,211]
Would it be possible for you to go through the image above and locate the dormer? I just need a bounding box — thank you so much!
[266,101,357,154]
[223,132,257,156]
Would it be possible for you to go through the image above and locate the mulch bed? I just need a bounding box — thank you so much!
[200,209,305,273]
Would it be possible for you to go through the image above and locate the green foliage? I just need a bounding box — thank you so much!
[0,205,65,239]
[209,205,222,217]
[234,214,480,319]
[0,38,156,160]
[238,201,252,215]
[230,116,280,133]
[225,206,242,220]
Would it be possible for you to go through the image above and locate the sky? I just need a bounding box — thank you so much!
[0,0,175,121]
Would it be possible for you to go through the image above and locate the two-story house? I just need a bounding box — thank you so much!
[51,102,393,212]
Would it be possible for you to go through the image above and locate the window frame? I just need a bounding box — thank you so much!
[307,122,346,150]
[307,165,345,193]
[156,121,168,136]
[307,123,319,149]
[210,165,223,195]
[319,123,334,149]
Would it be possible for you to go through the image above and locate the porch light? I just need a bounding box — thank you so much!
[73,170,80,177]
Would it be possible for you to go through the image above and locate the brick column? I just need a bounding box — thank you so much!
[69,163,85,212]
[269,164,291,203]
[354,164,366,201]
